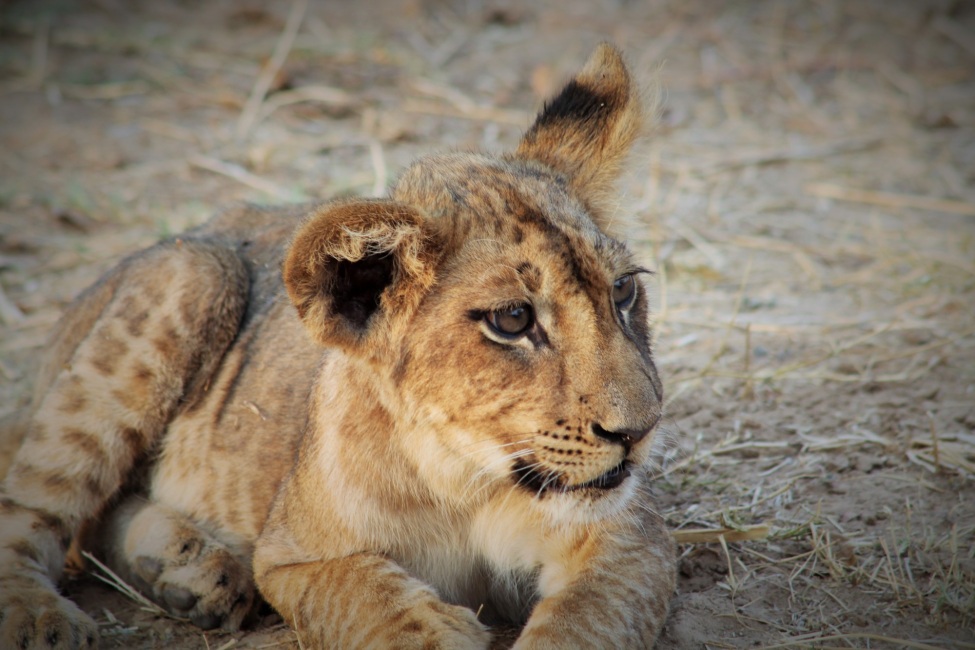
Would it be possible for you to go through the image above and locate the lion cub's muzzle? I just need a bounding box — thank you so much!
[512,414,661,496]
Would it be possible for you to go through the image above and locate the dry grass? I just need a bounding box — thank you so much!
[81,551,182,621]
[1,0,973,648]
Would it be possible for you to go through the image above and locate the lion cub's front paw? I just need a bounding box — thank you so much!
[131,540,254,632]
[0,576,98,650]
[387,598,491,650]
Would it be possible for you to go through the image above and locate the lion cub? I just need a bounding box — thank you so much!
[0,44,675,649]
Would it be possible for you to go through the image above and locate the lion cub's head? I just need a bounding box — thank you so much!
[284,44,662,522]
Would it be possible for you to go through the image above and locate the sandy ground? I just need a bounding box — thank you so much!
[1,1,973,648]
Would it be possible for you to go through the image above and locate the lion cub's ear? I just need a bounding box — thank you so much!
[516,43,644,227]
[284,199,441,353]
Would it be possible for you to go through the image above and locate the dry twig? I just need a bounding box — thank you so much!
[806,182,975,217]
[81,551,183,620]
[236,0,308,141]
[763,632,958,650]
[188,154,306,201]
[672,524,769,544]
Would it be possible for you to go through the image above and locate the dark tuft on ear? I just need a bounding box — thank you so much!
[516,43,645,231]
[533,79,624,132]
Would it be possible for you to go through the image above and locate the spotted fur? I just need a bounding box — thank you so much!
[0,44,675,649]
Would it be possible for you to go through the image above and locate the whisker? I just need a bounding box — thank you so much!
[454,438,534,462]
[456,437,533,453]
[534,472,561,500]
[460,448,535,499]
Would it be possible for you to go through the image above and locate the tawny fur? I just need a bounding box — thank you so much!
[0,44,676,650]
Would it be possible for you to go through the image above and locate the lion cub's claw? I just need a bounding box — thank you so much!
[0,578,98,650]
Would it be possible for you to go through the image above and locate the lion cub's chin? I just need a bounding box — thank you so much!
[524,469,642,527]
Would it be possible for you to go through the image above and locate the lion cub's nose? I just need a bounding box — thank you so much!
[591,423,651,447]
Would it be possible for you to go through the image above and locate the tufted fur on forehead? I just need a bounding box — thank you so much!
[515,42,645,230]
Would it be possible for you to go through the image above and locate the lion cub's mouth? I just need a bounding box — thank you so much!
[512,459,631,494]
[568,461,631,491]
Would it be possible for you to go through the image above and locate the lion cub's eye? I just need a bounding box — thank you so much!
[485,305,534,337]
[612,274,636,310]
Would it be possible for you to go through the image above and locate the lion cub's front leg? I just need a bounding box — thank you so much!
[514,508,677,649]
[256,551,489,649]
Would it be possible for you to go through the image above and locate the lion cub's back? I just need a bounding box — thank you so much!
[150,203,322,544]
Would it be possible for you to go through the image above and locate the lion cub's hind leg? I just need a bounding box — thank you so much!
[97,496,255,631]
[0,238,248,649]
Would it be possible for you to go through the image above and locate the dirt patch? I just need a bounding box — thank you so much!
[1,0,973,648]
